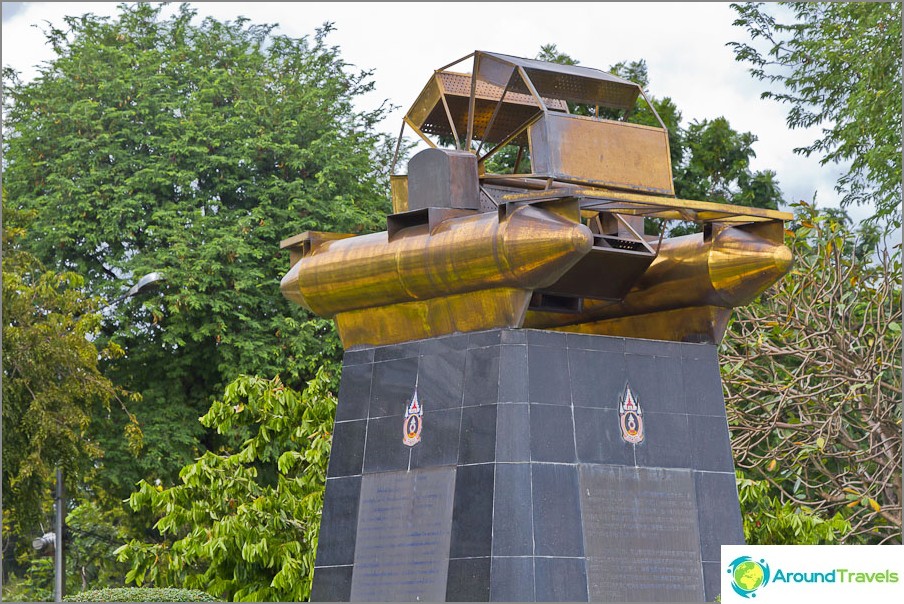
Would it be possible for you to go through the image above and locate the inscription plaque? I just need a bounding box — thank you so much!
[350,467,456,602]
[579,465,705,602]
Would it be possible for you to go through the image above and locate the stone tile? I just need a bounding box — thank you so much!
[492,463,533,556]
[633,412,692,469]
[373,340,420,362]
[459,405,497,465]
[410,408,462,469]
[362,415,410,474]
[336,362,372,422]
[315,476,361,567]
[446,557,490,602]
[370,356,418,418]
[490,556,535,602]
[463,346,500,407]
[310,565,352,602]
[418,348,466,411]
[695,470,744,562]
[690,415,735,472]
[625,353,686,415]
[532,464,584,557]
[469,329,502,348]
[534,557,588,602]
[450,464,495,558]
[342,347,374,366]
[565,332,625,352]
[682,354,727,417]
[525,329,567,347]
[579,465,704,602]
[327,419,366,478]
[321,331,741,602]
[420,332,469,355]
[626,337,683,358]
[498,345,528,403]
[500,329,526,344]
[569,348,626,408]
[682,342,718,364]
[529,404,576,463]
[703,561,723,603]
[573,406,635,466]
[528,345,571,405]
[496,403,530,463]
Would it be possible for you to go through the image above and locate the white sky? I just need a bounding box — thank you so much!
[2,1,867,222]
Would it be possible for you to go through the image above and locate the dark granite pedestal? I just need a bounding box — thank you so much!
[310,329,743,602]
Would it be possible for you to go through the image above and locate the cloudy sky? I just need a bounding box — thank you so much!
[2,2,865,221]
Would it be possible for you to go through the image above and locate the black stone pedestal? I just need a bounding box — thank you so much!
[311,329,743,602]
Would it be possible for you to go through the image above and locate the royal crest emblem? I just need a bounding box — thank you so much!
[403,389,423,447]
[618,383,645,444]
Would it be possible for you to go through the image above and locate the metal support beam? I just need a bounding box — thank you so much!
[54,468,64,602]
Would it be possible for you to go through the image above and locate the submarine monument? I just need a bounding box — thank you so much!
[280,51,792,602]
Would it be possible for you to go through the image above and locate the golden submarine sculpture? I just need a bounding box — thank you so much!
[280,51,793,348]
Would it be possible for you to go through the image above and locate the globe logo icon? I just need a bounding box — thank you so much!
[727,556,771,598]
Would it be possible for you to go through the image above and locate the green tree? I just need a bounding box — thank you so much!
[116,370,335,602]
[721,202,902,543]
[63,501,136,596]
[2,3,393,496]
[1,203,141,567]
[737,473,851,544]
[729,2,903,225]
[677,117,781,210]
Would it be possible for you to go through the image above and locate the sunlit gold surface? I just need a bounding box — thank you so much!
[523,225,791,332]
[498,187,793,223]
[528,114,675,196]
[335,287,531,348]
[390,175,409,213]
[280,50,794,347]
[280,204,592,318]
[551,305,733,344]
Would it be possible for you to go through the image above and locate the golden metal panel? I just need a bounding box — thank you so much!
[406,75,442,133]
[335,288,531,348]
[279,231,355,269]
[524,225,791,330]
[279,204,592,317]
[528,113,675,195]
[405,69,581,148]
[476,51,642,110]
[415,72,559,146]
[390,175,409,214]
[550,305,733,344]
[499,187,794,223]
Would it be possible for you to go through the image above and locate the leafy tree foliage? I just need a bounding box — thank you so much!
[1,203,140,565]
[116,370,335,602]
[737,473,851,544]
[2,3,393,495]
[677,117,781,210]
[65,501,136,596]
[722,202,901,543]
[730,2,903,225]
[1,557,55,602]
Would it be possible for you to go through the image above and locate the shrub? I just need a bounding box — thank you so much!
[64,587,218,602]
